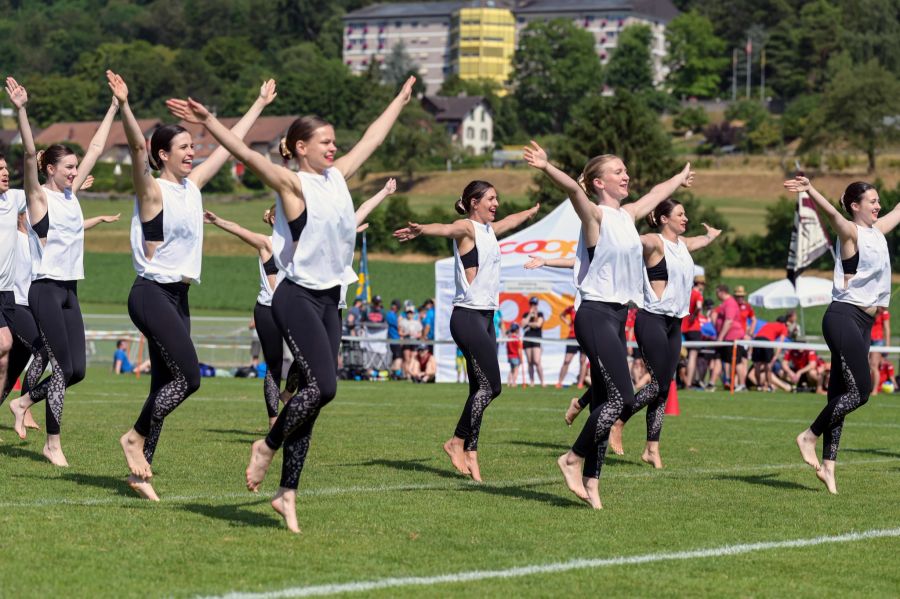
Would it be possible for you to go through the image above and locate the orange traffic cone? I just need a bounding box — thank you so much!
[12,377,21,392]
[664,380,680,416]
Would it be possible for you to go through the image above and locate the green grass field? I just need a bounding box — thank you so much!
[2,371,898,597]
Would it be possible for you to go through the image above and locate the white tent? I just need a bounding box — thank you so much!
[434,201,581,383]
[748,275,833,335]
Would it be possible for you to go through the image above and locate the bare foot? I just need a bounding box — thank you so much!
[8,397,29,439]
[246,439,275,492]
[464,451,482,482]
[271,488,300,533]
[120,429,152,479]
[641,442,663,469]
[557,452,588,502]
[442,437,470,475]
[23,408,40,430]
[42,436,69,467]
[582,476,603,509]
[816,461,838,494]
[796,429,820,470]
[564,397,583,426]
[127,475,160,501]
[609,420,625,455]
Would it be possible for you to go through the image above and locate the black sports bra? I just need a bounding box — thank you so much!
[460,246,478,269]
[586,246,596,262]
[262,256,278,276]
[646,256,668,282]
[288,211,308,242]
[842,251,859,275]
[141,210,164,242]
[32,212,49,238]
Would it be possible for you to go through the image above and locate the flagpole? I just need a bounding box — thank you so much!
[732,48,737,102]
[760,46,766,102]
[745,38,751,99]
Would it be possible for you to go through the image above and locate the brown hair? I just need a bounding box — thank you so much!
[279,115,332,160]
[840,181,876,214]
[577,154,619,198]
[646,198,681,228]
[455,180,495,215]
[37,144,76,176]
[149,124,190,171]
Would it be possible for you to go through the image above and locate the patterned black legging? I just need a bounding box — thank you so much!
[128,277,201,465]
[571,300,634,479]
[810,301,873,461]
[618,310,682,442]
[0,299,48,406]
[254,302,285,419]
[449,307,502,451]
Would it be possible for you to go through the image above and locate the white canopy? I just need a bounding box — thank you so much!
[747,276,833,309]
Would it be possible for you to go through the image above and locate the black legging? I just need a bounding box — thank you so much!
[26,279,85,435]
[449,307,502,451]
[811,301,873,461]
[265,280,341,490]
[254,302,284,419]
[571,301,634,479]
[0,302,49,406]
[128,277,201,464]
[619,310,682,442]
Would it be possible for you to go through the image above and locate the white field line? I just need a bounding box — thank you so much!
[693,414,900,429]
[208,527,900,599]
[1,457,896,509]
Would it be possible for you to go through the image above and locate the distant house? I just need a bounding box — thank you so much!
[421,95,493,155]
[34,120,160,165]
[179,115,298,164]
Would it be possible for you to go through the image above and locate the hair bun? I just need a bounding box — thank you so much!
[35,149,45,172]
[454,197,466,215]
[278,137,292,160]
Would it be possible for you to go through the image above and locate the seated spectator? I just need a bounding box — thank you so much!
[409,344,436,383]
[346,298,366,335]
[751,311,796,391]
[782,348,826,393]
[366,295,385,323]
[399,305,423,378]
[113,339,150,375]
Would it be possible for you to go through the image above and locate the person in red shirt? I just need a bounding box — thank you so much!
[709,285,748,391]
[506,323,524,386]
[681,275,705,388]
[751,311,795,391]
[556,304,580,388]
[734,285,757,338]
[781,348,826,393]
[869,307,890,395]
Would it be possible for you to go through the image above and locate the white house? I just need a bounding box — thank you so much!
[421,95,493,154]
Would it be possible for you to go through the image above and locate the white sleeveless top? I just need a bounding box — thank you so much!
[453,219,501,310]
[574,205,643,307]
[643,234,694,317]
[273,168,357,292]
[0,189,26,292]
[130,178,204,284]
[14,230,38,305]
[256,244,279,307]
[31,187,84,281]
[833,225,890,308]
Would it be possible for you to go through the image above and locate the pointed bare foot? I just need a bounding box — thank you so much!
[42,437,69,467]
[609,420,625,455]
[127,475,160,501]
[464,450,482,482]
[641,443,663,469]
[564,397,583,426]
[796,429,820,470]
[442,437,470,475]
[557,452,588,502]
[583,476,603,509]
[9,397,29,439]
[271,488,300,533]
[816,461,838,494]
[120,429,152,479]
[246,439,275,492]
[23,408,40,430]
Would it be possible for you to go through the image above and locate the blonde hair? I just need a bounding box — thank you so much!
[577,154,619,198]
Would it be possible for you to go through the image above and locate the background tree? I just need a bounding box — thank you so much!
[665,11,727,98]
[510,18,602,135]
[438,76,526,145]
[605,24,654,94]
[382,41,425,95]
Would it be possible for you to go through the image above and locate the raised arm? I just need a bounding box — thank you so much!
[84,213,120,230]
[73,95,119,192]
[683,223,722,252]
[5,77,46,218]
[493,202,540,236]
[875,202,900,235]
[784,176,856,243]
[355,178,396,225]
[523,140,598,227]
[106,70,161,218]
[166,96,299,208]
[334,76,415,180]
[524,255,576,270]
[393,219,472,242]
[188,80,278,189]
[203,209,271,255]
[625,163,694,221]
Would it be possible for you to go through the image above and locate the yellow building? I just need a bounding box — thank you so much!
[450,7,515,94]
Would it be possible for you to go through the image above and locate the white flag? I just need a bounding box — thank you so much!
[786,191,832,284]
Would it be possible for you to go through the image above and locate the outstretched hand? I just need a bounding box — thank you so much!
[257,79,277,106]
[523,141,548,170]
[526,202,541,218]
[680,162,695,188]
[203,209,220,224]
[393,222,422,242]
[97,213,121,223]
[783,175,810,193]
[396,76,416,104]
[383,177,397,195]
[524,254,546,270]
[166,97,210,124]
[106,70,129,105]
[356,223,369,233]
[80,175,95,191]
[4,77,27,109]
[701,223,721,240]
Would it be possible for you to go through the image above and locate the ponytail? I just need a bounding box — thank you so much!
[646,198,681,229]
[456,180,495,215]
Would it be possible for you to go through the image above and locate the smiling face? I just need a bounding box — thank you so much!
[159,132,195,179]
[851,189,881,226]
[296,125,337,173]
[662,203,688,235]
[47,154,79,191]
[0,159,9,194]
[471,186,499,222]
[592,157,629,202]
